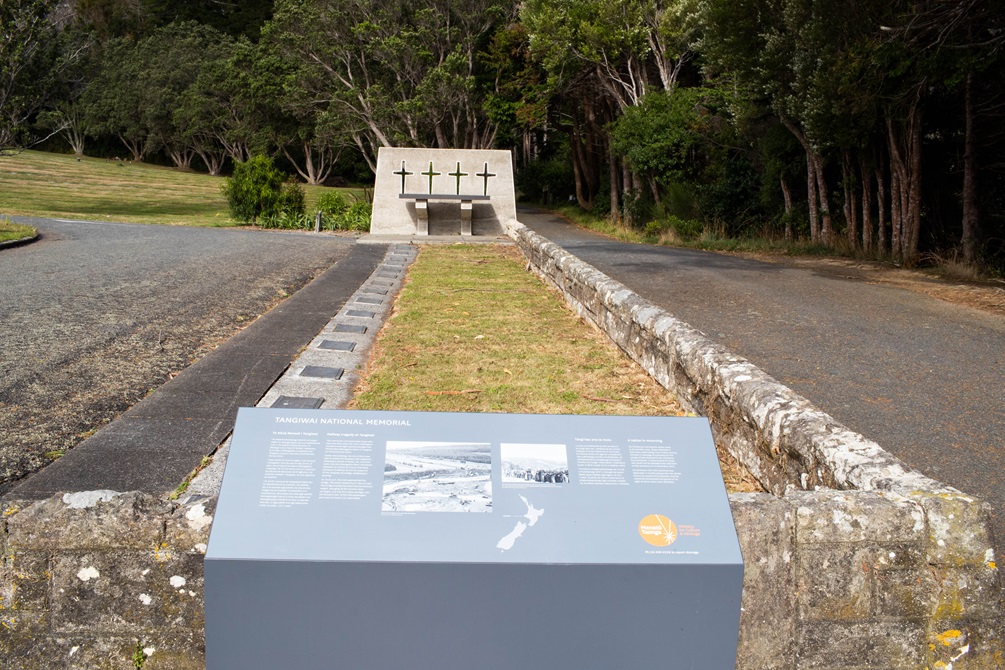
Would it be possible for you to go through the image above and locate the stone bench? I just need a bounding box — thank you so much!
[399,193,491,236]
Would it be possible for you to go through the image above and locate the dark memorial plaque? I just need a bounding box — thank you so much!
[205,409,743,669]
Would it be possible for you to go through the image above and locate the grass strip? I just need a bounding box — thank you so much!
[351,244,762,492]
[0,150,363,227]
[0,217,36,243]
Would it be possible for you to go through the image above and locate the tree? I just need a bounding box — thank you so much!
[1,0,84,153]
[265,0,513,170]
[81,37,148,160]
[139,22,235,169]
[521,0,696,218]
[83,22,235,168]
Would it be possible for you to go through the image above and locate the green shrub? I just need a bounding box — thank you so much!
[278,181,306,219]
[316,191,371,231]
[644,215,703,240]
[317,191,350,218]
[344,200,372,231]
[222,155,284,223]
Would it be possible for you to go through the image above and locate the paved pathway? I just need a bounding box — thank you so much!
[520,208,1005,556]
[0,217,371,495]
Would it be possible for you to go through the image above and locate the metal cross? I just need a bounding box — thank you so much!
[421,162,441,194]
[393,161,413,194]
[477,163,496,196]
[449,162,468,195]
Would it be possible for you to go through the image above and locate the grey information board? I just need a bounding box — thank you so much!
[206,409,744,669]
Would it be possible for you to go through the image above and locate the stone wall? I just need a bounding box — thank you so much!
[504,219,1003,668]
[3,488,999,669]
[1,492,211,669]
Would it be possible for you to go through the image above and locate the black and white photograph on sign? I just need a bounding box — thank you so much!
[381,441,493,513]
[500,443,570,484]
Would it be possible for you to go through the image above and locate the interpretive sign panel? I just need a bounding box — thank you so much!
[205,409,743,669]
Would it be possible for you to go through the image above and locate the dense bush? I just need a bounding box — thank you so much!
[317,191,350,218]
[318,191,370,231]
[222,156,284,223]
[644,215,703,240]
[277,181,306,219]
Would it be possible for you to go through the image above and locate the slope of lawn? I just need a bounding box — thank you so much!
[0,150,359,227]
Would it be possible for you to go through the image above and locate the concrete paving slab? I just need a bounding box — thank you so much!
[121,389,263,420]
[17,445,212,498]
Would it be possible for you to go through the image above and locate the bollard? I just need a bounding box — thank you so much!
[314,211,322,233]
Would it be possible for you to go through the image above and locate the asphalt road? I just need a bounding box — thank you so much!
[520,208,1005,556]
[0,216,353,492]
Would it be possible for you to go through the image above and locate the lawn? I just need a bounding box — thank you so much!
[350,244,762,492]
[0,217,36,243]
[0,150,363,227]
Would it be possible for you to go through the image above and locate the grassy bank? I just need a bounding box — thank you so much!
[351,244,762,492]
[0,150,362,227]
[0,217,36,243]
[550,202,836,255]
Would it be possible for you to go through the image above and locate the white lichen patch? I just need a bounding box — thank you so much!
[62,490,120,509]
[831,508,866,532]
[143,647,156,657]
[139,593,152,605]
[69,647,78,657]
[185,504,213,531]
[76,566,100,582]
[169,575,187,588]
[194,543,208,554]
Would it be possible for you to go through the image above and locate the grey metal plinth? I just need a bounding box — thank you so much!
[205,409,744,670]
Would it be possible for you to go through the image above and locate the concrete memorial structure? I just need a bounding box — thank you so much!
[369,147,517,236]
[205,409,743,670]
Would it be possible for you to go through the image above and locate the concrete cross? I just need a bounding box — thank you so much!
[449,162,468,195]
[477,163,496,196]
[421,162,441,194]
[393,161,413,194]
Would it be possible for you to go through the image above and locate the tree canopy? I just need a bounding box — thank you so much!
[7,0,1005,269]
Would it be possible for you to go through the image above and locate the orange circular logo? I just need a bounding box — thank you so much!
[638,514,678,547]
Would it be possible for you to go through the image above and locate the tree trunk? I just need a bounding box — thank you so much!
[889,158,903,260]
[434,122,448,149]
[842,152,859,250]
[860,156,873,254]
[778,116,818,242]
[195,146,225,176]
[780,174,793,214]
[570,122,591,210]
[608,141,620,220]
[168,148,195,170]
[119,135,144,162]
[572,142,587,210]
[886,102,923,265]
[647,175,662,208]
[353,134,377,174]
[807,151,820,242]
[622,161,633,225]
[961,70,980,264]
[903,105,923,265]
[780,174,794,241]
[875,163,887,256]
[814,154,833,245]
